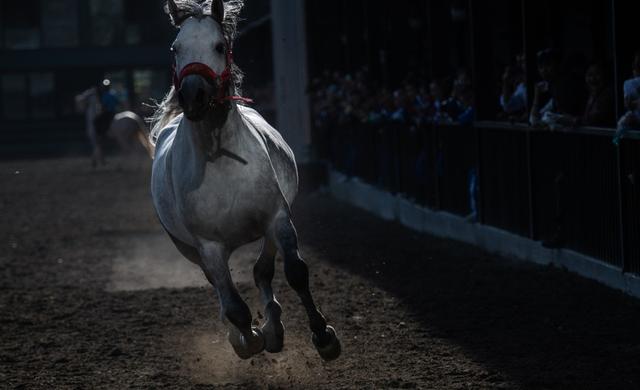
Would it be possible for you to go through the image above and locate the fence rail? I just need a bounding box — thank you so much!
[316,120,640,275]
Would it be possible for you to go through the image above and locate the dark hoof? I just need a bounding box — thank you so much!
[312,325,341,361]
[229,326,264,360]
[261,301,284,353]
[261,319,285,353]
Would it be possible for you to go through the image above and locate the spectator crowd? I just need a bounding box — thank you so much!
[310,67,475,133]
[309,48,640,233]
[311,48,640,142]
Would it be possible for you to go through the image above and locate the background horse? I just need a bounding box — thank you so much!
[149,0,341,361]
[75,89,152,166]
[110,111,153,157]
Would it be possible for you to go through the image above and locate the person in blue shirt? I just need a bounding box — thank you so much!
[94,79,120,138]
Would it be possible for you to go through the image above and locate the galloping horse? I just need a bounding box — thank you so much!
[149,0,341,361]
[75,89,152,165]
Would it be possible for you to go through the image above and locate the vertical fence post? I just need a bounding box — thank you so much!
[611,0,627,271]
[434,124,441,210]
[475,125,484,224]
[526,128,535,239]
[616,141,627,272]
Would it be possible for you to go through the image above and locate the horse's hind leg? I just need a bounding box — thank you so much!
[199,241,264,359]
[253,237,284,353]
[271,211,341,361]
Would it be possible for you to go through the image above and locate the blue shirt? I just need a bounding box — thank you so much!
[101,91,119,113]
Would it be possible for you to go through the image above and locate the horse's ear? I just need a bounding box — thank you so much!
[211,0,225,24]
[165,0,185,26]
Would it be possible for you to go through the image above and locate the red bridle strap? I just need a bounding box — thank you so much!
[173,62,231,90]
[172,51,253,105]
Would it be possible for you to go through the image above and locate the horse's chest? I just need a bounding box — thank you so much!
[181,161,280,243]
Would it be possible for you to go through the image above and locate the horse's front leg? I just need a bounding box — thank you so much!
[253,237,284,352]
[199,241,264,359]
[271,211,342,361]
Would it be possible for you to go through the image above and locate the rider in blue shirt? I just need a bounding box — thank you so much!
[94,79,120,136]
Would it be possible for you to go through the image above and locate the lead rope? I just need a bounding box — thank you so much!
[207,123,249,165]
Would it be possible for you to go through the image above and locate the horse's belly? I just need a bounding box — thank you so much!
[183,169,281,246]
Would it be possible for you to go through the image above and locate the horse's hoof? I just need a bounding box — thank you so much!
[229,326,265,360]
[312,325,341,361]
[262,301,284,353]
[261,318,285,353]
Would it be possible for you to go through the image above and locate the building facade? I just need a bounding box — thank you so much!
[0,0,174,156]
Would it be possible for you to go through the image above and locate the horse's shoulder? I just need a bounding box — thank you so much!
[237,106,298,203]
[237,106,295,163]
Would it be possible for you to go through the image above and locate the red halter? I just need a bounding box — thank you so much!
[172,50,253,105]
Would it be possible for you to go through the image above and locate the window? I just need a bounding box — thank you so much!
[2,75,28,120]
[90,0,124,46]
[29,73,55,119]
[133,69,169,115]
[41,0,79,48]
[56,70,104,118]
[3,2,41,49]
[1,73,56,120]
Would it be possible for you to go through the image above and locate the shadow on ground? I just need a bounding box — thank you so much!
[293,194,640,389]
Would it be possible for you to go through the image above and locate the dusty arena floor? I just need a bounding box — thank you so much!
[1,156,640,389]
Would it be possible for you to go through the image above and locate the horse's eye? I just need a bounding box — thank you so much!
[215,43,225,55]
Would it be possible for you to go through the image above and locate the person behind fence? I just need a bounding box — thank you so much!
[529,49,584,248]
[444,68,471,123]
[427,78,452,124]
[499,60,527,121]
[614,51,640,145]
[390,89,410,123]
[456,86,475,126]
[581,62,614,127]
[529,48,585,130]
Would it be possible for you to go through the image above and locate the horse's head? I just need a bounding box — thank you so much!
[167,0,231,121]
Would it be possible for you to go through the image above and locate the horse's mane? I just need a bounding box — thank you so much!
[149,0,245,145]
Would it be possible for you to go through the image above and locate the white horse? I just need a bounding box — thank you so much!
[149,0,341,361]
[109,111,153,157]
[75,89,152,164]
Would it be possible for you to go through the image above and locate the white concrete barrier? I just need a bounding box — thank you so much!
[328,170,640,299]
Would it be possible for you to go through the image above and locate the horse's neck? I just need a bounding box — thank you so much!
[174,105,242,175]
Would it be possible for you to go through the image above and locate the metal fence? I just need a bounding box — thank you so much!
[319,120,640,275]
[621,138,640,274]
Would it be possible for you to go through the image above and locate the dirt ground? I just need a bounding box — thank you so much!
[1,156,640,389]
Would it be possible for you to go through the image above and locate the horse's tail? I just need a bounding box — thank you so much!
[134,115,154,158]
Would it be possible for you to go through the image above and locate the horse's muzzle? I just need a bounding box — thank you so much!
[177,75,214,121]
